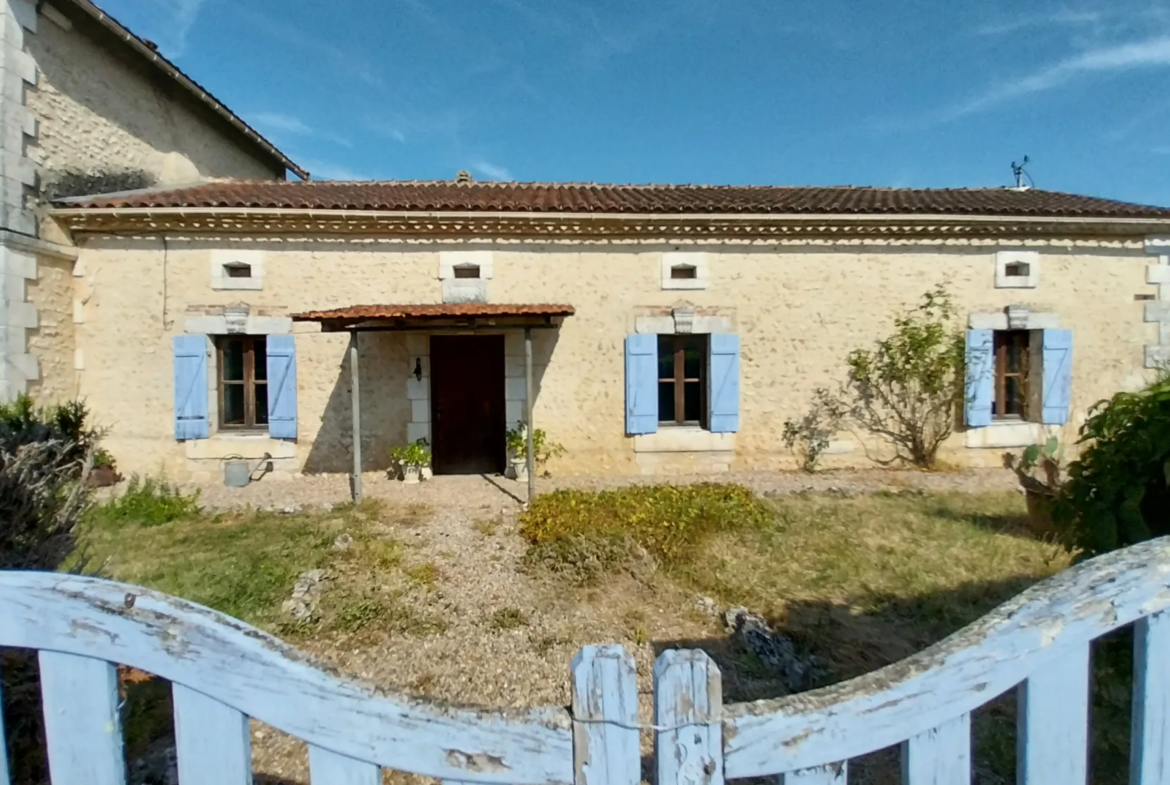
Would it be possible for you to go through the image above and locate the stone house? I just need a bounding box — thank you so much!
[45,180,1170,481]
[0,0,301,401]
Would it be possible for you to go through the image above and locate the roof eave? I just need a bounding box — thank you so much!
[62,0,309,180]
[48,205,1170,239]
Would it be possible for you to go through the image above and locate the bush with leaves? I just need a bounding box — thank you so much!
[1054,377,1170,557]
[826,286,965,469]
[783,388,846,472]
[0,394,104,469]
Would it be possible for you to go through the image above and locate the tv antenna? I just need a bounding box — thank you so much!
[1010,156,1034,190]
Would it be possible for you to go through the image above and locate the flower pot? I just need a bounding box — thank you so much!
[506,456,528,481]
[420,466,432,481]
[1023,489,1058,538]
[402,464,421,484]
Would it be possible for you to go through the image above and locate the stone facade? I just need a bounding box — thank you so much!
[1,0,287,400]
[65,234,1160,480]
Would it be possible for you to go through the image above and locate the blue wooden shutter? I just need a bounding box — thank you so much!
[708,334,740,433]
[267,334,298,439]
[965,330,994,427]
[1041,329,1072,424]
[173,335,209,440]
[625,334,658,435]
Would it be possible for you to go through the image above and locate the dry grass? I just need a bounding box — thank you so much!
[681,490,1071,675]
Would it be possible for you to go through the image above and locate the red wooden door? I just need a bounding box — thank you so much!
[429,335,506,475]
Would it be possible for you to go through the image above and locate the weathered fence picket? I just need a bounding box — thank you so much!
[172,684,253,785]
[1017,645,1090,784]
[38,651,125,785]
[3,536,1170,784]
[1131,609,1170,785]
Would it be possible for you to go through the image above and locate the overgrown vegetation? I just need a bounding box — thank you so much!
[823,286,966,469]
[1052,377,1170,557]
[782,387,845,472]
[1,396,103,784]
[520,484,772,583]
[85,476,201,529]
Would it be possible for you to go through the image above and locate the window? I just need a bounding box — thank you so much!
[453,264,480,279]
[670,264,697,280]
[657,335,707,425]
[217,336,268,429]
[993,330,1030,419]
[1003,261,1030,278]
[224,262,252,279]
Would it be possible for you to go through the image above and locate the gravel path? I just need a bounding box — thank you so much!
[188,467,1018,512]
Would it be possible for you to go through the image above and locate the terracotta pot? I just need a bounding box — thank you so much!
[1024,489,1059,538]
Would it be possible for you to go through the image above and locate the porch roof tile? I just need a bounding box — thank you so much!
[292,303,576,321]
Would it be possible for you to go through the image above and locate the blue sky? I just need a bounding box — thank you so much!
[100,0,1170,205]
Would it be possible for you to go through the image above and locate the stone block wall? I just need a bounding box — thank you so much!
[65,235,1161,480]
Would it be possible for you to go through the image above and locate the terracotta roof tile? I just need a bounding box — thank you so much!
[58,180,1170,218]
[292,304,576,321]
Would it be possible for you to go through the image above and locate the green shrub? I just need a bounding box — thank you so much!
[520,484,772,579]
[88,476,201,528]
[0,395,104,468]
[1055,378,1170,557]
[824,286,966,468]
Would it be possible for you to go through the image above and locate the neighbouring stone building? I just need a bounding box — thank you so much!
[47,180,1170,481]
[0,0,301,401]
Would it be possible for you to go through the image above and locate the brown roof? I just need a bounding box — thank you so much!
[292,304,576,321]
[61,0,306,179]
[60,179,1170,217]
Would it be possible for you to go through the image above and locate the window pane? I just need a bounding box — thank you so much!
[683,343,701,379]
[253,337,268,381]
[1005,339,1023,374]
[222,339,244,382]
[658,381,675,423]
[657,336,675,379]
[684,381,701,422]
[255,383,269,425]
[1005,376,1024,416]
[223,384,245,424]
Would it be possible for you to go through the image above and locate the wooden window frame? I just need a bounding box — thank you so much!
[657,335,708,427]
[216,335,268,430]
[993,330,1030,421]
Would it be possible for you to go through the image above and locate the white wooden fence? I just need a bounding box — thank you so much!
[2,536,1169,783]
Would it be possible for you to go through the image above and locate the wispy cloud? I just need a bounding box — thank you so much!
[250,111,353,148]
[171,0,204,56]
[251,112,314,136]
[471,160,514,181]
[1155,145,1170,154]
[946,34,1170,118]
[299,160,372,181]
[974,9,1102,37]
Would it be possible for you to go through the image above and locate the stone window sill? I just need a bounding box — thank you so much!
[964,420,1052,449]
[634,427,735,454]
[186,432,296,460]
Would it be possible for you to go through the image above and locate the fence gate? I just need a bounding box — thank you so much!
[3,537,1170,784]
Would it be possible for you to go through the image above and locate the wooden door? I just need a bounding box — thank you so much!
[430,335,506,475]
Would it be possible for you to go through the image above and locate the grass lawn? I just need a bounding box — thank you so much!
[74,481,1130,784]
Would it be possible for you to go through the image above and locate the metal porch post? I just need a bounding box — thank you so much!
[349,331,362,502]
[524,327,535,504]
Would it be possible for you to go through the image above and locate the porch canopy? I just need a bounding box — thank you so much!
[291,303,575,502]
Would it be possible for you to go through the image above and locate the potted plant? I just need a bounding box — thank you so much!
[504,422,565,480]
[85,447,122,488]
[1003,436,1064,537]
[388,438,431,484]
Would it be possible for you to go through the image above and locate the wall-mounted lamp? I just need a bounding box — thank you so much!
[413,358,423,382]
